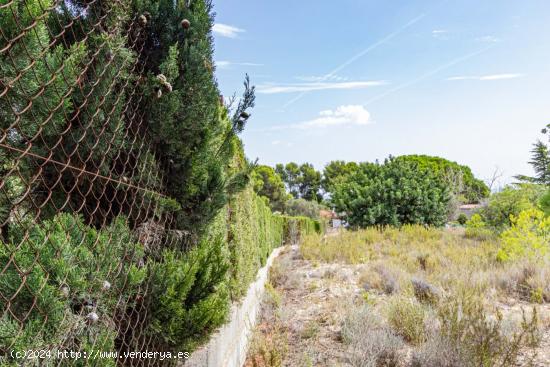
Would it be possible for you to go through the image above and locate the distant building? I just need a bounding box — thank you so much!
[319,210,343,228]
[458,204,483,218]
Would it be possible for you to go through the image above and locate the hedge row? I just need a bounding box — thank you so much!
[224,185,323,300]
[0,187,323,364]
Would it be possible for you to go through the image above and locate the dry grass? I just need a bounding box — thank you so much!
[299,225,546,366]
[341,305,404,367]
[386,296,428,345]
[300,225,550,304]
[247,226,548,366]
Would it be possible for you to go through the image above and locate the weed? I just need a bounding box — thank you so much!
[386,296,427,345]
[300,320,319,340]
[341,305,404,367]
[436,291,540,366]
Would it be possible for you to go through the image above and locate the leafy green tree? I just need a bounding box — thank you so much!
[252,165,288,212]
[529,141,550,185]
[480,184,547,229]
[394,155,489,203]
[331,158,450,227]
[276,162,321,201]
[298,163,322,202]
[134,0,256,236]
[322,160,359,193]
[276,162,301,198]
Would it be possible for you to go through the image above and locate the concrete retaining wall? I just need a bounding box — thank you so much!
[184,245,286,367]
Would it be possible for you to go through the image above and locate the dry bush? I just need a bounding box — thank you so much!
[493,262,550,303]
[435,291,540,367]
[247,324,288,367]
[300,231,370,263]
[411,278,440,305]
[341,305,404,367]
[269,255,293,288]
[386,296,427,345]
[359,263,404,295]
[247,271,288,367]
[411,335,467,367]
[300,320,320,340]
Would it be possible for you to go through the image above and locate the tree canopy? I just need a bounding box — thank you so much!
[276,162,322,202]
[252,165,288,212]
[393,155,490,203]
[330,158,451,227]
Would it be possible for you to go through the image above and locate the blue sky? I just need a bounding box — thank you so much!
[212,0,550,186]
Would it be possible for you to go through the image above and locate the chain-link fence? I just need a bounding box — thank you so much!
[0,1,189,365]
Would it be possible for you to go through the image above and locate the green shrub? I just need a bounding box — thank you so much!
[457,213,468,225]
[148,236,230,353]
[341,305,404,367]
[465,214,495,241]
[540,190,550,216]
[331,158,450,228]
[497,208,550,262]
[227,187,279,299]
[284,198,323,220]
[0,214,145,365]
[387,297,427,345]
[481,184,546,230]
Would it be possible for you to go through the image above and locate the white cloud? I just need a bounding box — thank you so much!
[475,35,501,43]
[295,105,372,129]
[257,81,386,94]
[432,29,450,40]
[295,75,349,82]
[447,73,524,81]
[272,140,292,147]
[216,60,263,69]
[479,73,523,81]
[212,23,245,38]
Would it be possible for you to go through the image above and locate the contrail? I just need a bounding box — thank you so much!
[283,13,427,109]
[364,45,495,105]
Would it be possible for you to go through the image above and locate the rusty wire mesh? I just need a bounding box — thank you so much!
[0,1,184,365]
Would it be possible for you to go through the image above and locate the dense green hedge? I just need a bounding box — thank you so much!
[0,215,146,367]
[225,185,324,300]
[0,188,322,364]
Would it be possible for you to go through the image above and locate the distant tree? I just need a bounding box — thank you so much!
[276,162,301,198]
[252,165,288,212]
[284,198,323,220]
[298,163,322,202]
[330,158,450,227]
[276,162,321,202]
[480,184,547,229]
[529,141,550,185]
[516,124,550,185]
[322,161,359,193]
